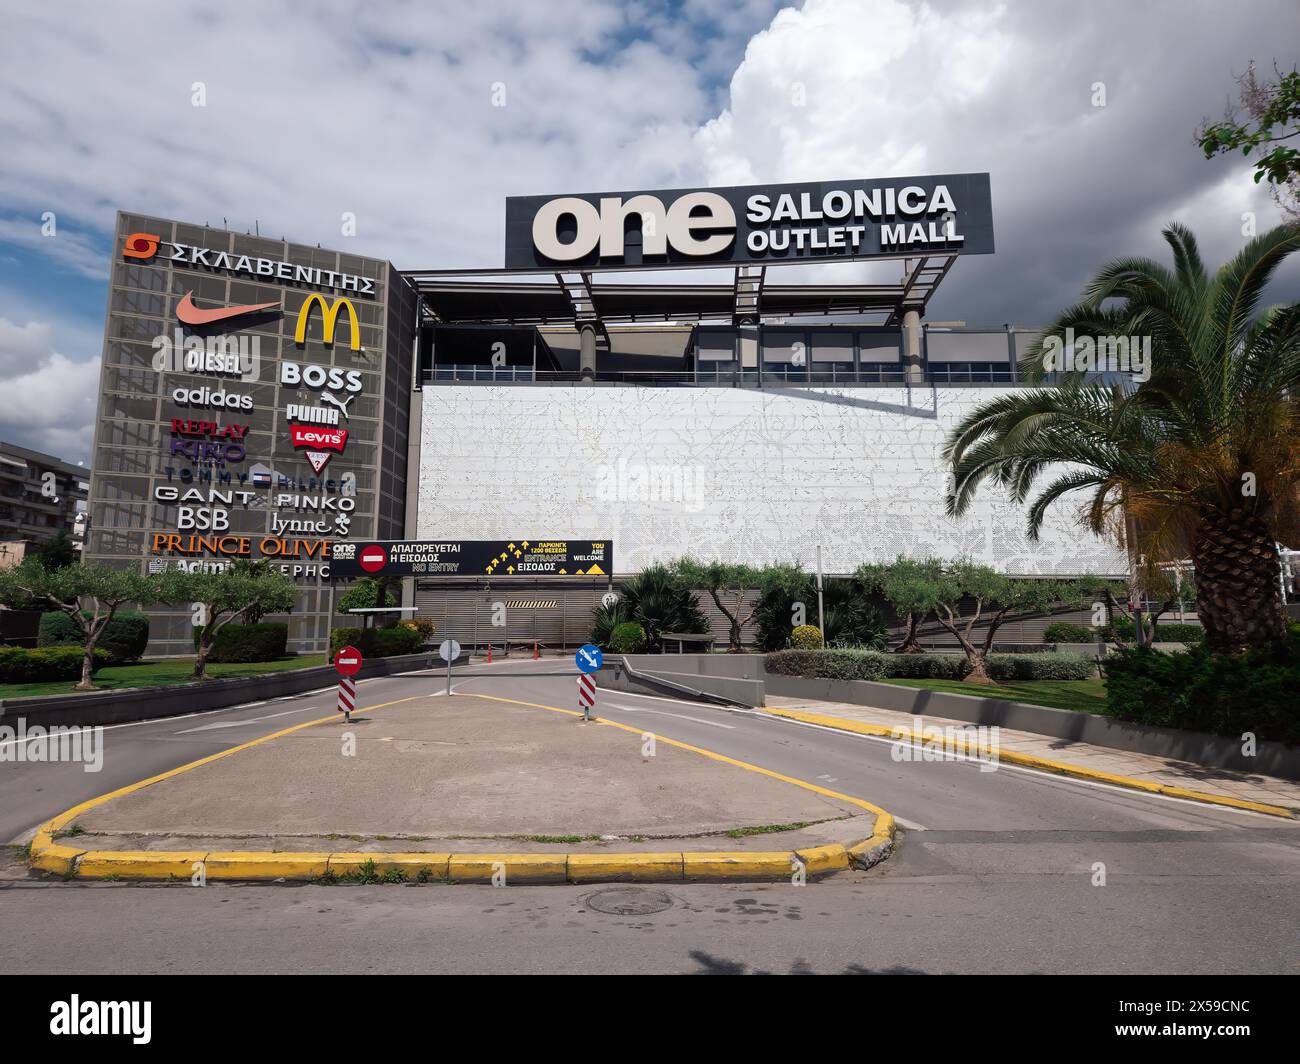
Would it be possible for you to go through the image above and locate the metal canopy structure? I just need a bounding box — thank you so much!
[404,253,959,329]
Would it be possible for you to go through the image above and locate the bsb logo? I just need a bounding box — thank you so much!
[290,424,348,474]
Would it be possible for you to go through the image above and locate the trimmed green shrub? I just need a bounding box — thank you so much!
[0,645,110,683]
[1107,619,1205,644]
[1102,628,1300,743]
[986,653,1095,681]
[769,648,1094,683]
[330,626,374,657]
[398,618,436,642]
[194,622,289,663]
[880,653,969,679]
[39,610,150,664]
[373,626,423,657]
[609,622,647,654]
[1043,621,1096,644]
[790,625,823,650]
[765,648,888,681]
[330,625,424,658]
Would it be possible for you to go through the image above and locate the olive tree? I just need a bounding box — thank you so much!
[0,560,159,690]
[155,567,295,680]
[672,559,805,652]
[856,557,945,653]
[931,563,1091,684]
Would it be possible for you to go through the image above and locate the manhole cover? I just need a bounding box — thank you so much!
[586,887,675,916]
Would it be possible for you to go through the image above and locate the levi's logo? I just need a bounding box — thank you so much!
[289,425,347,452]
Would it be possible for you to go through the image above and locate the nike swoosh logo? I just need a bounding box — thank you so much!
[176,291,280,326]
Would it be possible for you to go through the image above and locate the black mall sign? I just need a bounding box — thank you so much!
[330,539,612,579]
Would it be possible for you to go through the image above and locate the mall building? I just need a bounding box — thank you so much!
[88,174,1126,655]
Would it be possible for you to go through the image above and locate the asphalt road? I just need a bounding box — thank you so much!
[2,658,1297,974]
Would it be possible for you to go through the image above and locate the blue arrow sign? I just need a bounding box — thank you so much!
[575,644,603,674]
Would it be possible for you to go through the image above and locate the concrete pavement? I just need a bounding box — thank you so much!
[2,657,1298,973]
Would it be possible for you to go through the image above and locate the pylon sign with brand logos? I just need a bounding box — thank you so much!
[289,424,348,474]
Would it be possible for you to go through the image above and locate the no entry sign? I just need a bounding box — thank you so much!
[358,544,388,573]
[334,646,363,677]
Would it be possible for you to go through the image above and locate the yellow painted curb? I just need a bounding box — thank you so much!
[764,707,1296,820]
[327,853,452,879]
[794,843,850,876]
[30,842,84,876]
[448,854,567,883]
[203,852,331,880]
[682,851,793,880]
[76,850,208,880]
[26,691,900,884]
[567,852,684,883]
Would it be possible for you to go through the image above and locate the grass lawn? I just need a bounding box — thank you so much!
[0,654,329,699]
[879,677,1108,714]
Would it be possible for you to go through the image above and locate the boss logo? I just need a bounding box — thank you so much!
[532,191,736,262]
[279,361,363,394]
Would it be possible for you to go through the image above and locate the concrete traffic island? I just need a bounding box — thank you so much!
[29,692,894,883]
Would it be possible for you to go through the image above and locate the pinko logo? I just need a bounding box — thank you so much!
[122,232,161,260]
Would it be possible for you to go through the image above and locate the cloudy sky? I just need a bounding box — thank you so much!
[0,0,1295,462]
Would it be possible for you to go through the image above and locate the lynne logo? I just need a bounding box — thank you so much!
[49,996,150,1044]
[172,385,253,411]
[152,330,261,379]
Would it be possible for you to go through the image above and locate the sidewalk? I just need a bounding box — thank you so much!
[764,695,1300,815]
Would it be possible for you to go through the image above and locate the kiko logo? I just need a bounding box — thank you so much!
[532,192,736,262]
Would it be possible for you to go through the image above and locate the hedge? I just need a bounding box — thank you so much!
[879,652,968,680]
[330,626,425,658]
[985,653,1095,681]
[766,649,1095,683]
[1107,619,1205,644]
[374,626,423,657]
[38,610,150,664]
[193,622,289,663]
[765,648,888,681]
[1043,622,1096,644]
[0,645,111,683]
[1102,628,1300,743]
[610,622,647,654]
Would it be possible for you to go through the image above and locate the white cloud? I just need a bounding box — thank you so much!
[693,0,1297,319]
[0,317,99,460]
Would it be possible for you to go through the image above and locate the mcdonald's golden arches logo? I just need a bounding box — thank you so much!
[295,293,361,351]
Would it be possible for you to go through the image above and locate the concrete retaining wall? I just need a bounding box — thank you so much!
[762,672,1300,779]
[0,652,441,729]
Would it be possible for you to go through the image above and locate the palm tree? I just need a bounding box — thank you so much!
[945,222,1300,654]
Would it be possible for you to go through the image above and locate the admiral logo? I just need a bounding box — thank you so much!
[121,233,376,296]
